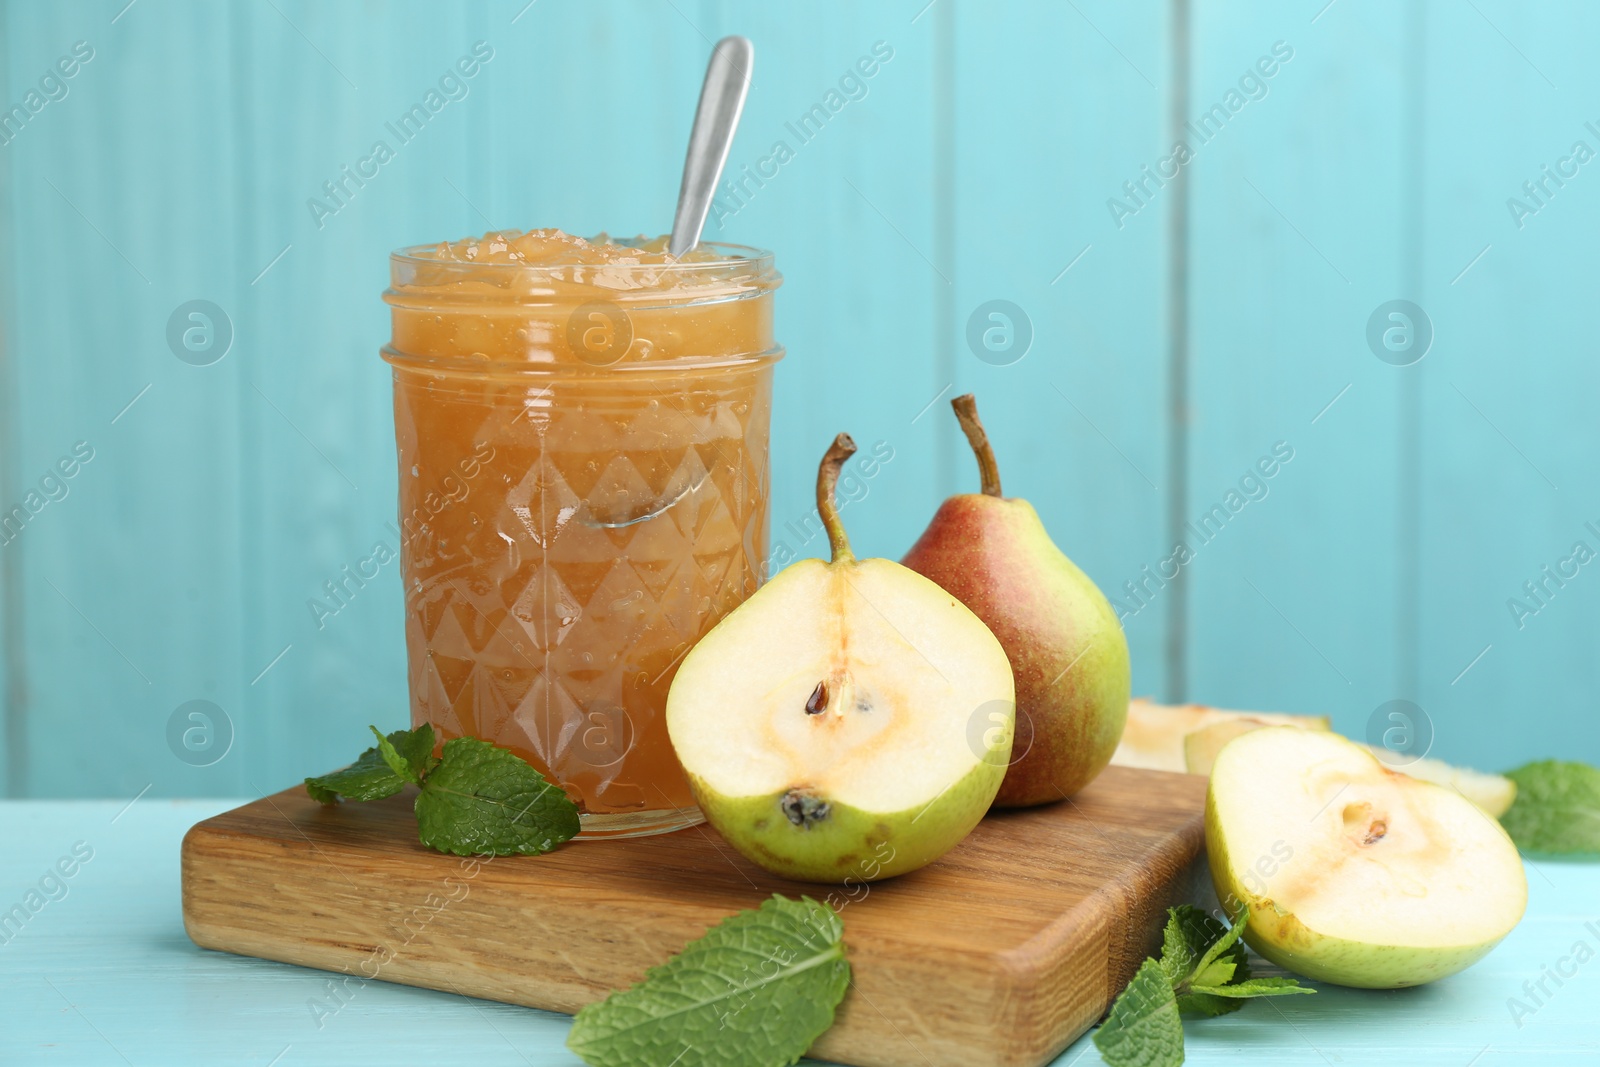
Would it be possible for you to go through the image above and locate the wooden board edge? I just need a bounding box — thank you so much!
[979,819,1208,1066]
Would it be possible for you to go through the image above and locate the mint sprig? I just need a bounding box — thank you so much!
[1158,904,1248,1016]
[372,723,439,784]
[305,724,580,856]
[305,726,422,803]
[1500,760,1600,857]
[567,894,850,1067]
[1094,905,1314,1067]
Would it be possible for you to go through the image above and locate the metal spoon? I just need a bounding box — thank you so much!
[668,36,754,258]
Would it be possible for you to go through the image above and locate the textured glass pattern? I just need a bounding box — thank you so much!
[393,371,772,816]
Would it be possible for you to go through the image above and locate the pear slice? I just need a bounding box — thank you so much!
[1179,717,1518,818]
[1182,717,1280,776]
[1207,727,1527,988]
[667,435,1015,883]
[1358,747,1518,819]
[1113,698,1331,773]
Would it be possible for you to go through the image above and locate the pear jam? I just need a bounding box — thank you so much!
[382,230,782,836]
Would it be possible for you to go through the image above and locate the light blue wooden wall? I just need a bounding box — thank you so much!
[1,0,1594,798]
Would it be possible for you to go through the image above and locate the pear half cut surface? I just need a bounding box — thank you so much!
[1207,727,1527,989]
[667,434,1015,883]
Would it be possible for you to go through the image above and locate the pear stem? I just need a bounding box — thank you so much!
[952,394,1003,497]
[817,433,858,563]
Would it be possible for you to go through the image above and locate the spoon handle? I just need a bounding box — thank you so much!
[669,36,754,258]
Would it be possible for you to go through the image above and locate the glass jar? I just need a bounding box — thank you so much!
[382,237,782,837]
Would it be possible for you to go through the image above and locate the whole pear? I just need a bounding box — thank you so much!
[902,395,1129,806]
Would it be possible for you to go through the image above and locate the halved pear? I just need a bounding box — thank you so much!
[1207,727,1527,988]
[667,435,1015,883]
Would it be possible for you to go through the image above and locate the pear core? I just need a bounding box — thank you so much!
[667,555,1014,881]
[1207,727,1527,987]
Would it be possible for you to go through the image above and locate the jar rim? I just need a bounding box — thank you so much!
[389,239,776,278]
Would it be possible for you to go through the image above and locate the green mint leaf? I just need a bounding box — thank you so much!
[1158,906,1214,985]
[1191,956,1236,988]
[1500,760,1600,857]
[414,736,580,856]
[1176,905,1312,1002]
[1174,991,1244,1018]
[1158,905,1248,1019]
[1093,957,1185,1067]
[1189,903,1249,984]
[1111,902,1313,1046]
[1158,905,1250,988]
[369,723,436,785]
[1188,977,1317,998]
[304,726,428,803]
[373,729,411,782]
[390,723,440,779]
[566,894,849,1067]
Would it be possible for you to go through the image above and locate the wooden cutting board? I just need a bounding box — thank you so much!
[181,765,1207,1067]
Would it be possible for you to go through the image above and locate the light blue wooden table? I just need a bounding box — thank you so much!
[5,797,1595,1065]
